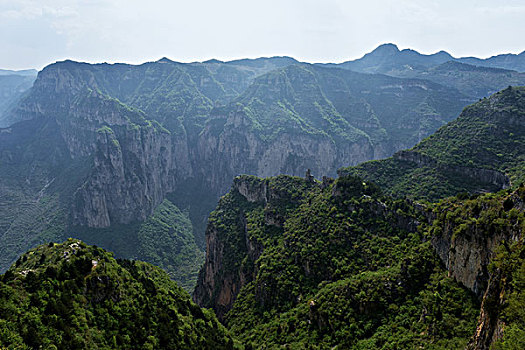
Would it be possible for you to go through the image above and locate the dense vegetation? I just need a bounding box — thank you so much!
[342,86,525,202]
[0,239,236,349]
[1,54,525,349]
[196,174,480,349]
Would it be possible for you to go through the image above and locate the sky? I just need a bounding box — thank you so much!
[0,0,524,70]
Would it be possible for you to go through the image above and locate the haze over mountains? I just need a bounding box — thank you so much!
[0,69,37,124]
[0,42,524,349]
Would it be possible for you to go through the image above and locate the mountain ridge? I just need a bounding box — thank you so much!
[341,86,525,201]
[333,43,525,74]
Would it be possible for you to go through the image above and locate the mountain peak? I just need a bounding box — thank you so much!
[157,57,174,63]
[369,43,400,56]
[203,58,224,64]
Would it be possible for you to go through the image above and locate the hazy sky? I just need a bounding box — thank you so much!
[1,0,524,70]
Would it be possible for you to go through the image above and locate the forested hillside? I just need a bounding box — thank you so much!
[0,239,236,349]
[342,86,525,202]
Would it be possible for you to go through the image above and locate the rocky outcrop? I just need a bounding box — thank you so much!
[466,269,506,350]
[72,122,174,227]
[426,188,524,349]
[193,212,258,321]
[194,174,322,320]
[429,190,523,298]
[430,222,507,297]
[193,176,272,320]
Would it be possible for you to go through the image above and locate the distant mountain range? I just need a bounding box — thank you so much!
[0,44,524,292]
[0,69,38,76]
[323,43,525,74]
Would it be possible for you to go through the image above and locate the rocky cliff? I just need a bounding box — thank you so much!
[197,107,375,194]
[193,175,313,319]
[425,187,525,349]
[394,150,510,191]
[10,66,180,228]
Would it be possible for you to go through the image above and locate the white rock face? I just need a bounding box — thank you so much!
[197,110,377,195]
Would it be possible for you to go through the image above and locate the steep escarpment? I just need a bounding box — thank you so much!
[193,175,316,319]
[8,64,180,228]
[0,67,202,289]
[194,174,480,348]
[428,188,524,296]
[0,239,236,349]
[342,86,525,202]
[69,93,175,228]
[425,186,525,349]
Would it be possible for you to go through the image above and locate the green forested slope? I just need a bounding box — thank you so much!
[195,175,480,349]
[0,239,236,349]
[342,86,525,202]
[195,172,525,349]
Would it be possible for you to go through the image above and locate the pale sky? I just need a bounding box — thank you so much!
[0,0,524,70]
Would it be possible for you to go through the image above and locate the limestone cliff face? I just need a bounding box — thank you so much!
[430,220,508,297]
[466,269,506,350]
[429,190,523,297]
[72,122,174,227]
[10,64,180,228]
[193,219,263,321]
[197,109,375,195]
[427,188,524,349]
[193,176,269,320]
